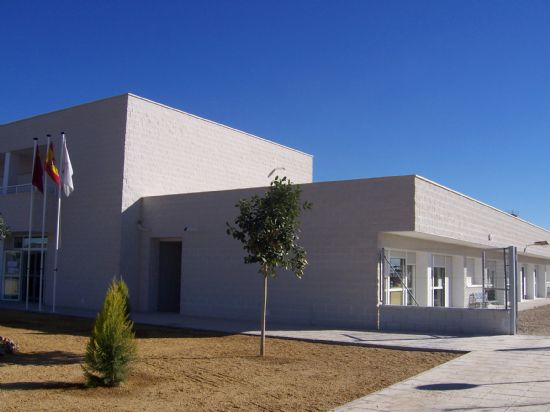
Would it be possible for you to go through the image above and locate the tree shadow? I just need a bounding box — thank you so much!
[0,309,93,337]
[133,324,232,339]
[0,350,83,366]
[0,381,84,391]
[417,379,550,391]
[0,309,231,339]
[496,346,550,352]
[417,383,479,391]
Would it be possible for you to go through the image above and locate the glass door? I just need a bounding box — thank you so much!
[2,251,23,300]
[22,251,42,302]
[432,267,446,307]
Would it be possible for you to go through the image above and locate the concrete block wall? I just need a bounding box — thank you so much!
[120,95,313,308]
[415,176,550,260]
[0,95,128,309]
[123,94,312,206]
[141,176,416,328]
[380,305,512,335]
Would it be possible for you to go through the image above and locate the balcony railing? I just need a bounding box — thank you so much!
[0,184,56,195]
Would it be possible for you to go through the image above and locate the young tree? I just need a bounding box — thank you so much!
[227,176,312,356]
[83,279,136,387]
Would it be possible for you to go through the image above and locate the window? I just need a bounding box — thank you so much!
[432,255,450,307]
[521,266,527,300]
[13,236,47,250]
[389,257,405,305]
[466,257,481,286]
[2,251,22,300]
[432,267,445,307]
[486,260,497,301]
[386,250,416,305]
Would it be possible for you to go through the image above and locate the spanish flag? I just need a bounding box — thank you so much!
[45,143,60,186]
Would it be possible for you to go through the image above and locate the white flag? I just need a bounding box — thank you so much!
[61,140,74,197]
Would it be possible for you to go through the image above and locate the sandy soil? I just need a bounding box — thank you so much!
[518,304,550,335]
[0,309,458,411]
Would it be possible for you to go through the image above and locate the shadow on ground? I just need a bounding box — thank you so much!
[0,309,233,339]
[0,350,83,366]
[0,381,84,391]
[417,383,479,391]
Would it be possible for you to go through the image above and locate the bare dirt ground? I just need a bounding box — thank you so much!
[0,309,458,411]
[518,304,550,335]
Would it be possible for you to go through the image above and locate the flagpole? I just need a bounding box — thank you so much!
[38,135,50,312]
[25,138,38,311]
[52,132,65,313]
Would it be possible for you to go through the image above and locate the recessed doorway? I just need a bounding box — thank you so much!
[157,240,182,312]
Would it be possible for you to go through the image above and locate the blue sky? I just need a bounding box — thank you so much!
[1,1,549,228]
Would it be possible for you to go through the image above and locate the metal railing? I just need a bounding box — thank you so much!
[0,184,56,195]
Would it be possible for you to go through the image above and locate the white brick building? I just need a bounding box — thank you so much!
[1,94,549,334]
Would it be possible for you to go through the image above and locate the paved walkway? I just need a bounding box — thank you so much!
[113,313,550,411]
[3,302,550,411]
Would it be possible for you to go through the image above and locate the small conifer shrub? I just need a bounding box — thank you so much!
[83,279,136,387]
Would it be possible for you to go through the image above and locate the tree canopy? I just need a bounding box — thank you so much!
[227,176,312,279]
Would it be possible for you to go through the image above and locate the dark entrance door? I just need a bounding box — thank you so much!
[22,251,42,303]
[157,241,182,312]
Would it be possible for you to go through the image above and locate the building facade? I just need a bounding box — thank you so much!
[1,94,549,334]
[0,94,312,309]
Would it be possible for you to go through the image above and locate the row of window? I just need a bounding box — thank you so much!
[384,250,498,307]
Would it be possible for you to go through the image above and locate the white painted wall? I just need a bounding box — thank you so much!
[142,177,416,328]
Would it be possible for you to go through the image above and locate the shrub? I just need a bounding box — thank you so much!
[115,277,131,316]
[0,336,18,355]
[83,279,136,387]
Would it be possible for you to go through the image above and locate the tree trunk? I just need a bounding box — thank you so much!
[260,270,268,357]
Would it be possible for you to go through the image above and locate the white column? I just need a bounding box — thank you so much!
[543,265,548,298]
[451,256,466,308]
[526,264,535,300]
[536,265,546,298]
[517,263,523,302]
[444,256,451,308]
[415,252,430,306]
[545,265,548,298]
[2,152,10,194]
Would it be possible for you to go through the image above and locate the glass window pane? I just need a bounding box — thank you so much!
[3,277,19,298]
[389,257,405,288]
[390,291,403,305]
[433,267,445,287]
[434,289,444,307]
